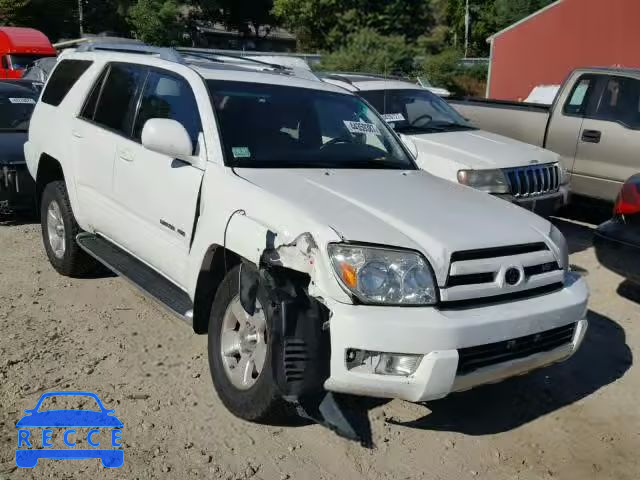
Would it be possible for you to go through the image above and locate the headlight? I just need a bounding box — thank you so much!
[328,244,437,305]
[457,169,510,194]
[549,224,569,271]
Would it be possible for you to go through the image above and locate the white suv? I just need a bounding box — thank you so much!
[322,73,570,216]
[25,45,588,427]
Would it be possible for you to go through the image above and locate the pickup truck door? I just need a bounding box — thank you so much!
[545,74,599,184]
[111,69,205,288]
[73,63,147,234]
[571,75,640,202]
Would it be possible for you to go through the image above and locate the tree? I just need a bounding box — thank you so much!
[494,0,555,27]
[273,0,436,51]
[83,0,133,36]
[128,0,184,45]
[0,0,78,41]
[319,28,415,74]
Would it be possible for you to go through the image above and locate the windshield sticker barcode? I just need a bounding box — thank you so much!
[9,98,36,104]
[381,113,405,122]
[232,146,251,158]
[343,121,381,135]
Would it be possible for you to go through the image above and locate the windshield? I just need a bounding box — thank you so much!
[0,91,37,131]
[206,80,416,169]
[9,54,51,70]
[359,89,476,134]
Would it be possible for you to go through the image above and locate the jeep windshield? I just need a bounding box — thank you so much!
[0,91,37,132]
[358,89,476,134]
[207,80,416,169]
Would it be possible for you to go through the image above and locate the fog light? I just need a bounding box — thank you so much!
[375,354,422,376]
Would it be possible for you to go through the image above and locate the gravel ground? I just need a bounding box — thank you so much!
[0,217,638,480]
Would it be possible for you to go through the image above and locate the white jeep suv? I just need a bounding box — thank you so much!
[25,45,588,426]
[322,73,570,216]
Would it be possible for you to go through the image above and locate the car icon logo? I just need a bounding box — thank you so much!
[15,391,124,468]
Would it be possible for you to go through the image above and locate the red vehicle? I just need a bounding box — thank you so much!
[0,27,56,79]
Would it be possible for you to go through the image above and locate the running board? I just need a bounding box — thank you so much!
[76,233,194,325]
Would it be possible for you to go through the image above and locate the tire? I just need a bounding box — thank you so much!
[40,181,98,277]
[208,265,288,422]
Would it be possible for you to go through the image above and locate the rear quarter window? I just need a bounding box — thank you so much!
[41,60,93,107]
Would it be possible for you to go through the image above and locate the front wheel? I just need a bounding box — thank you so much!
[40,181,98,277]
[208,265,288,422]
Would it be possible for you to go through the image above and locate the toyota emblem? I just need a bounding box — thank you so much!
[504,267,521,286]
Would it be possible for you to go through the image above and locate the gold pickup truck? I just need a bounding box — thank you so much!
[450,68,640,203]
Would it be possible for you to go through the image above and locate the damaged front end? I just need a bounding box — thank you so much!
[237,232,369,445]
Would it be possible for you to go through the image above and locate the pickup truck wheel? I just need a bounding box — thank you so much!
[40,181,98,277]
[208,265,287,423]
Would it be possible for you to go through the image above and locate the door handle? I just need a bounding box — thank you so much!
[118,150,133,162]
[581,129,601,143]
[71,130,83,139]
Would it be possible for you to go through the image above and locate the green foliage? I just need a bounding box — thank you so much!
[273,0,436,51]
[494,0,555,26]
[0,0,78,40]
[319,28,415,75]
[127,0,184,45]
[420,48,487,96]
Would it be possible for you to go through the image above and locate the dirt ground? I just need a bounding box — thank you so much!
[0,216,638,480]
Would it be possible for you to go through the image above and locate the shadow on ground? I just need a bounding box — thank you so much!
[387,310,631,436]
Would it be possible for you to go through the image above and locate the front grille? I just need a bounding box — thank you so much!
[450,243,548,262]
[440,282,563,309]
[457,323,576,375]
[504,163,560,198]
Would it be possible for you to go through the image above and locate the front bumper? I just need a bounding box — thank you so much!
[496,185,569,216]
[0,163,36,213]
[324,272,588,402]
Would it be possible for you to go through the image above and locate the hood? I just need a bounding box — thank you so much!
[0,131,27,165]
[410,129,558,170]
[235,168,552,284]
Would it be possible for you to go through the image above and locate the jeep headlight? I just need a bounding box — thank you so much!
[549,224,569,271]
[457,169,510,194]
[328,244,437,305]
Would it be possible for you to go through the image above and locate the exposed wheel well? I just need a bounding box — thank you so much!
[192,246,242,334]
[36,154,64,208]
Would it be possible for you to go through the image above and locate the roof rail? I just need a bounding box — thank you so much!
[76,42,184,64]
[330,71,411,82]
[176,47,288,70]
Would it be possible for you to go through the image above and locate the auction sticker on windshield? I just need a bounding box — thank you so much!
[15,391,124,469]
[381,113,405,122]
[344,120,381,135]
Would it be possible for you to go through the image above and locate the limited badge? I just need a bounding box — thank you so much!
[9,98,36,104]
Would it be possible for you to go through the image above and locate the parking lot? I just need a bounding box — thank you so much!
[0,214,638,480]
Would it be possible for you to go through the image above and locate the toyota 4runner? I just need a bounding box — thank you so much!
[25,45,588,428]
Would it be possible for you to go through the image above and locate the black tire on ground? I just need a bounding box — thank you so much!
[40,181,99,277]
[208,265,288,423]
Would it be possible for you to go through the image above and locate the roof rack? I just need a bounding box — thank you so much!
[327,71,411,82]
[74,41,320,81]
[75,42,184,64]
[176,47,288,70]
[319,73,360,90]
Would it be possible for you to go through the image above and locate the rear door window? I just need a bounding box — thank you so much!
[93,63,147,136]
[132,70,202,152]
[41,60,93,107]
[80,67,109,121]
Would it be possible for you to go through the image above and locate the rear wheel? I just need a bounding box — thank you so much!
[208,265,288,422]
[40,181,98,277]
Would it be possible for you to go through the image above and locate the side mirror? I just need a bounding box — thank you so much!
[399,133,418,159]
[141,118,194,162]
